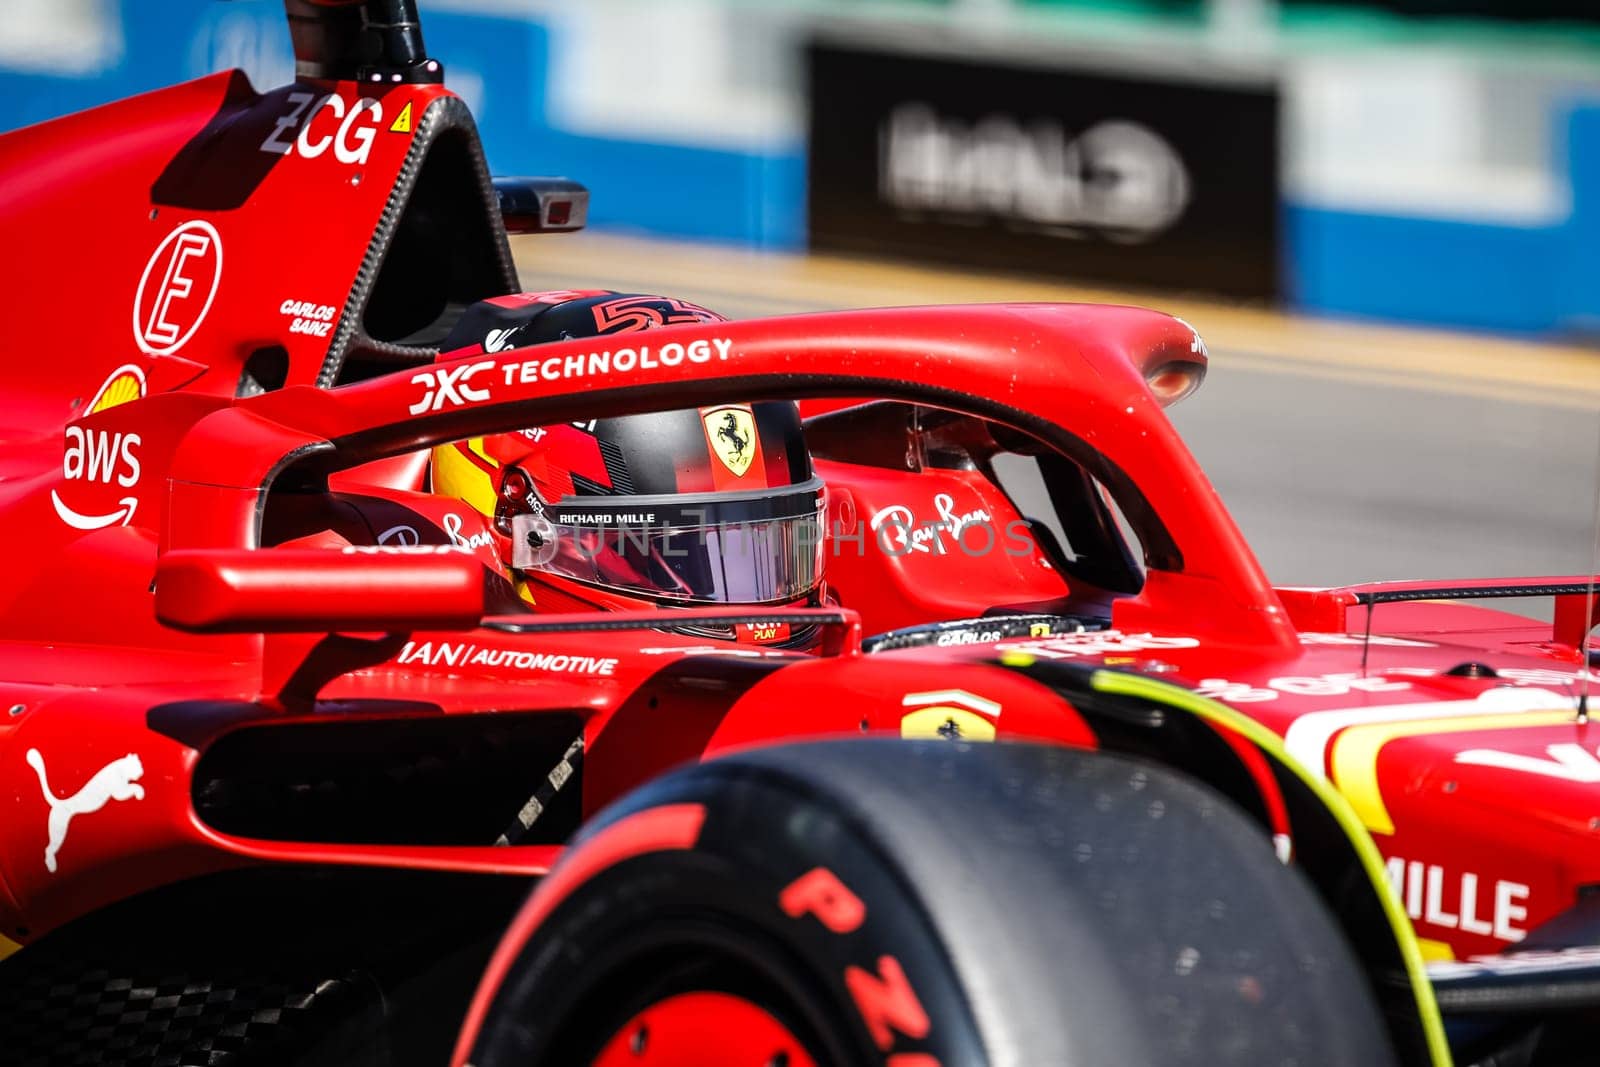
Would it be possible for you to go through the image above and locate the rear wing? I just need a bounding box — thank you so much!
[1278,577,1600,653]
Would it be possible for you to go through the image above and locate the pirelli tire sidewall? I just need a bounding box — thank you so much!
[467,756,987,1066]
[468,739,1395,1067]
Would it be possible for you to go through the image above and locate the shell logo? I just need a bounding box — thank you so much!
[87,365,147,414]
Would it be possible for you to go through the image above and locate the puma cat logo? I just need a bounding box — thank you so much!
[26,748,145,873]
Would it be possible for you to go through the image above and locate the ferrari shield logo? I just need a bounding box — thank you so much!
[899,690,1000,742]
[703,405,756,477]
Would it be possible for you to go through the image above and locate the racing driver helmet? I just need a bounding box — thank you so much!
[430,291,827,649]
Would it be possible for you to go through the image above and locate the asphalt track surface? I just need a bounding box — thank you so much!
[513,233,1600,590]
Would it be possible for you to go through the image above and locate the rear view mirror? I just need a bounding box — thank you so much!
[492,177,589,234]
[155,547,488,633]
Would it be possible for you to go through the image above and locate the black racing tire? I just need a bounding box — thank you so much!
[467,739,1396,1066]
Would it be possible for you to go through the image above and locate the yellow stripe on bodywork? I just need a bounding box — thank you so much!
[1089,670,1452,1067]
[1417,937,1455,962]
[430,438,501,519]
[1332,710,1576,835]
[467,436,499,468]
[0,932,21,961]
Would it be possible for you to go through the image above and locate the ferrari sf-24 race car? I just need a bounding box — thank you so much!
[2,2,1599,1065]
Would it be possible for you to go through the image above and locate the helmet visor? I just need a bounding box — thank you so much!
[511,479,826,605]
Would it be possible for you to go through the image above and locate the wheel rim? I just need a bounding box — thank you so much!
[591,990,819,1067]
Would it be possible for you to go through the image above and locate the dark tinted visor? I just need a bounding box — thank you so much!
[511,479,826,605]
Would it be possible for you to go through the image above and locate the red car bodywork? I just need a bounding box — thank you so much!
[0,8,1596,1058]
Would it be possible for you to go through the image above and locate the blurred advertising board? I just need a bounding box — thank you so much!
[1282,0,1600,19]
[807,40,1281,299]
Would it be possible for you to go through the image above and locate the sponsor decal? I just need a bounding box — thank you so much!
[1002,631,1201,659]
[61,427,140,489]
[87,364,146,414]
[51,493,138,531]
[408,339,736,415]
[1298,633,1436,648]
[935,629,1004,647]
[279,298,338,338]
[499,337,733,386]
[134,221,222,356]
[443,512,495,549]
[547,510,658,527]
[26,749,144,874]
[1455,742,1600,783]
[702,405,756,477]
[869,494,1002,556]
[341,544,472,556]
[738,621,791,644]
[52,424,143,531]
[260,91,382,165]
[1195,672,1413,704]
[899,689,999,741]
[409,360,495,415]
[1384,855,1529,942]
[376,524,420,546]
[396,640,619,675]
[483,327,525,353]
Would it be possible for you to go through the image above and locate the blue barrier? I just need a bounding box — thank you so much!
[1288,102,1600,336]
[1287,207,1563,333]
[0,0,803,248]
[3,2,1593,330]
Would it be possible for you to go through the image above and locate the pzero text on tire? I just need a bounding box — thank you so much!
[463,739,1396,1066]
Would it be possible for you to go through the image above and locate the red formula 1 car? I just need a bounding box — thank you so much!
[2,3,1598,1066]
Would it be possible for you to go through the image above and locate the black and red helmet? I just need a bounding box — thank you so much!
[430,292,826,645]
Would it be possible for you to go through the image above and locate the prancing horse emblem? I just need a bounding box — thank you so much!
[26,748,145,873]
[702,405,756,477]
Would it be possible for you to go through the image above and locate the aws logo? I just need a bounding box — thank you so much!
[62,427,140,488]
[51,365,147,531]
